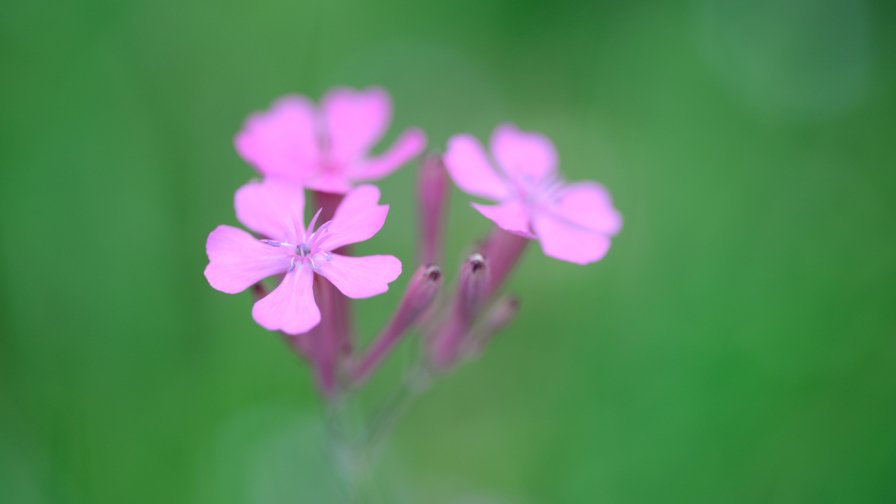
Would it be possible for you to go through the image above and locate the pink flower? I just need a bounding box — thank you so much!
[444,123,622,265]
[235,87,426,194]
[204,181,402,335]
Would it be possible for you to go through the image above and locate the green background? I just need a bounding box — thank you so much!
[3,0,895,502]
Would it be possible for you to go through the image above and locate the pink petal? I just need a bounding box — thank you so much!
[490,123,557,182]
[251,265,321,335]
[552,182,623,235]
[303,173,354,194]
[532,214,612,265]
[322,185,389,250]
[355,128,426,181]
[234,179,306,242]
[321,87,391,164]
[444,134,509,201]
[471,201,535,238]
[204,225,291,294]
[235,96,320,179]
[317,253,402,299]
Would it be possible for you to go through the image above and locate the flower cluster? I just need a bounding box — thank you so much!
[205,86,622,396]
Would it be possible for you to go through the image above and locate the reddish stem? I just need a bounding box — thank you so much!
[352,265,442,385]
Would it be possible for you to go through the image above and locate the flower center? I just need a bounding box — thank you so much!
[260,207,335,272]
[513,173,566,210]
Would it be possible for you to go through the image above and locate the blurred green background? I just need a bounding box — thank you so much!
[3,0,896,502]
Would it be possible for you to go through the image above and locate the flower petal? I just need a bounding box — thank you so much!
[235,96,320,179]
[235,179,305,242]
[302,173,354,195]
[317,254,402,299]
[471,201,534,238]
[490,123,557,182]
[552,182,623,235]
[533,214,612,265]
[444,134,509,201]
[321,185,389,250]
[252,265,321,335]
[204,225,291,294]
[355,128,426,181]
[321,87,391,164]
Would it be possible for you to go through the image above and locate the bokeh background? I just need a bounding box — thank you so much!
[3,0,896,502]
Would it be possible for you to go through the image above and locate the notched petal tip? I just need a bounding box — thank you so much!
[204,225,291,294]
[490,123,558,182]
[354,127,426,182]
[324,185,391,250]
[444,134,509,201]
[322,86,393,165]
[554,181,623,236]
[318,254,402,299]
[203,264,240,295]
[251,268,322,335]
[534,215,613,265]
[234,178,306,241]
[234,95,320,179]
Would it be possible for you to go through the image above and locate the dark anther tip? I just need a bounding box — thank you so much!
[423,264,442,281]
[469,252,486,272]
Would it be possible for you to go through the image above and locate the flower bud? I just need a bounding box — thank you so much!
[418,154,450,265]
[352,265,443,384]
[458,252,488,321]
[429,253,490,369]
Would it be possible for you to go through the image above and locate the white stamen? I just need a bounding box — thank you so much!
[305,208,324,242]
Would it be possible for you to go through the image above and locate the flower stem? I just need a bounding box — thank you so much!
[325,395,386,503]
[366,364,433,449]
[312,191,354,396]
[351,265,442,385]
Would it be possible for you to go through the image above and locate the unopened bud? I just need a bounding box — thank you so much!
[458,252,488,321]
[393,264,443,331]
[418,154,450,265]
[351,264,443,384]
[429,252,490,369]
